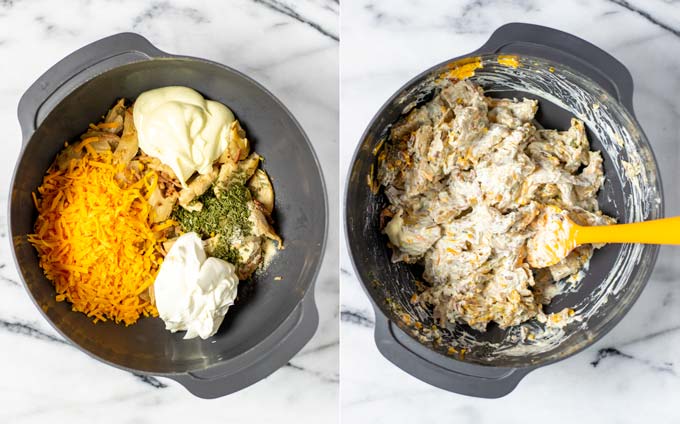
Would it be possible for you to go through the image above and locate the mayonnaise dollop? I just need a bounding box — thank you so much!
[133,86,235,187]
[154,232,238,339]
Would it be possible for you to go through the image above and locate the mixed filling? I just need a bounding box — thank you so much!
[378,79,614,331]
[29,86,281,339]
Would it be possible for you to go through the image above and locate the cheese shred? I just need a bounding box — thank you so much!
[28,150,170,325]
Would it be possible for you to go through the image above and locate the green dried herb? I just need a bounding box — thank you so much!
[211,237,241,265]
[173,179,253,264]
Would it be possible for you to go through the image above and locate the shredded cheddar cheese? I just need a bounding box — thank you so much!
[439,57,483,80]
[28,149,170,325]
[497,54,520,68]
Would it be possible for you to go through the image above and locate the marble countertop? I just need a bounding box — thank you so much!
[0,1,337,423]
[341,0,680,422]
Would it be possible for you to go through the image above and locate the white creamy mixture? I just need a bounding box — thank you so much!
[379,80,614,331]
[527,205,576,268]
[133,86,235,187]
[154,232,238,339]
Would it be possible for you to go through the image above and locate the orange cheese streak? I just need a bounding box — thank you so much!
[497,55,520,68]
[440,58,483,80]
[28,150,170,325]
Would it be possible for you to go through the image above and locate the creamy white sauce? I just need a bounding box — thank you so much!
[154,232,238,339]
[379,79,612,332]
[527,206,575,268]
[133,86,235,187]
[384,210,404,248]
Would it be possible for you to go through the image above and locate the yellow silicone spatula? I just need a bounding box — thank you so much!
[527,205,680,268]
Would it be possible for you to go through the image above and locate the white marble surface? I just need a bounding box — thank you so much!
[341,0,680,422]
[0,1,337,423]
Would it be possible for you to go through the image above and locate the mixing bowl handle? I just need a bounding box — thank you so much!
[17,32,167,142]
[169,287,319,398]
[374,313,531,398]
[473,22,636,114]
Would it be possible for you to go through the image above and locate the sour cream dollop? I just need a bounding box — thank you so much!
[133,86,235,187]
[154,232,238,339]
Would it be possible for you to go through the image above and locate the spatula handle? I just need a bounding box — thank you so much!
[575,216,680,245]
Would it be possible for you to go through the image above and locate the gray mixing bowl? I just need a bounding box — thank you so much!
[345,23,663,397]
[10,33,327,398]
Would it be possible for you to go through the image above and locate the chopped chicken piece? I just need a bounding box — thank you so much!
[178,166,218,209]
